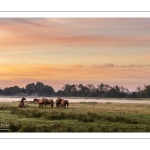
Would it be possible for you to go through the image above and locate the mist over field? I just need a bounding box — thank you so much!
[1,97,150,104]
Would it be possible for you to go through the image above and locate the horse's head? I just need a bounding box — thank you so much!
[33,99,37,102]
[58,97,63,101]
[21,97,26,102]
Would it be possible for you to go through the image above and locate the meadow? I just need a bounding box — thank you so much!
[1,100,150,132]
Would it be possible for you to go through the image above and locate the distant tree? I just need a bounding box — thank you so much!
[130,92,138,98]
[70,84,77,96]
[97,83,111,92]
[25,83,36,95]
[144,85,150,98]
[42,85,55,96]
[0,88,3,95]
[35,82,44,95]
[86,84,96,92]
[105,87,116,97]
[25,82,55,96]
[2,86,22,95]
[56,90,64,96]
[77,84,90,96]
[86,84,98,97]
[136,86,145,98]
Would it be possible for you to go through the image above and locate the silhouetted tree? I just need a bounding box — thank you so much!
[144,85,150,98]
[25,83,36,95]
[1,82,150,98]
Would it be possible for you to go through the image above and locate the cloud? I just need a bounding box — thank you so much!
[0,63,150,80]
[102,63,117,67]
[91,64,116,68]
[91,64,145,68]
[122,65,144,68]
[1,35,150,52]
[1,18,150,51]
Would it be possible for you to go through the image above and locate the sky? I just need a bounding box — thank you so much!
[0,18,150,92]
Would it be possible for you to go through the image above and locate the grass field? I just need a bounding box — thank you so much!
[1,101,150,132]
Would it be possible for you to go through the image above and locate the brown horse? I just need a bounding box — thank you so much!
[33,98,46,108]
[56,97,63,107]
[42,98,53,107]
[18,97,26,108]
[56,97,69,108]
[60,99,69,108]
[64,100,69,108]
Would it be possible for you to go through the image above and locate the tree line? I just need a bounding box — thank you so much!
[0,82,54,96]
[0,82,150,98]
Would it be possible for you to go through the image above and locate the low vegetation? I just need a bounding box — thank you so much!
[1,81,150,98]
[1,101,150,132]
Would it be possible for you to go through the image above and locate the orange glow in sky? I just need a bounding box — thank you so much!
[0,18,150,91]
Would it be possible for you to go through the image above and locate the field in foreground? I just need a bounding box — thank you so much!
[1,101,150,132]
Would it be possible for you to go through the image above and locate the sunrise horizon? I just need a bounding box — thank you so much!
[0,18,150,92]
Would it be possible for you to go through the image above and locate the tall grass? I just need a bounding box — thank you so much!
[1,101,150,132]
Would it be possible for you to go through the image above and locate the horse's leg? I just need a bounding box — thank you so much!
[23,103,26,108]
[60,104,62,107]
